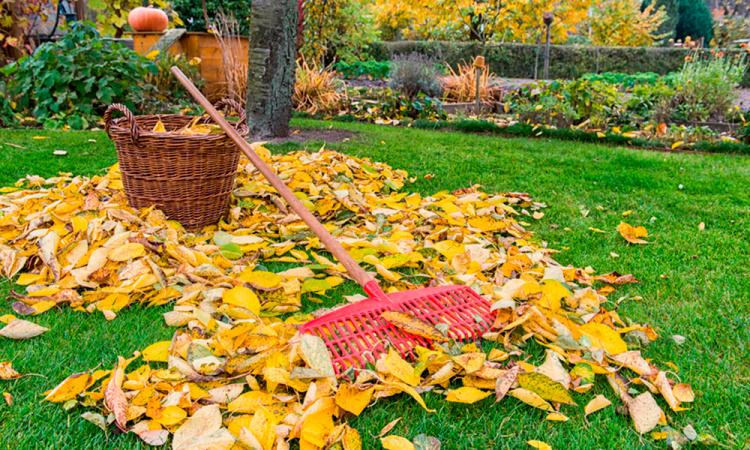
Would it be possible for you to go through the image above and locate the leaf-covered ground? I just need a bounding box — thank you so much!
[1,120,749,449]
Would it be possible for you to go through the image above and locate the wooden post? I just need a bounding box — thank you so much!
[473,56,484,114]
[543,12,553,80]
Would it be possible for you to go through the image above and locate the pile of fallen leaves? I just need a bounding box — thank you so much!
[1,147,700,449]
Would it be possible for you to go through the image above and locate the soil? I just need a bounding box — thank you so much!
[247,129,357,145]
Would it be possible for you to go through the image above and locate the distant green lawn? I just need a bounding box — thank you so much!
[1,120,749,449]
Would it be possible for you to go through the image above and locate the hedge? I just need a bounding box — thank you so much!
[368,41,750,88]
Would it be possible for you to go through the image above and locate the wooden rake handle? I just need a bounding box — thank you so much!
[171,67,385,298]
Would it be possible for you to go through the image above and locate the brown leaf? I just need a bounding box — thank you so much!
[381,311,449,342]
[377,418,402,438]
[594,271,640,285]
[104,357,129,430]
[495,365,519,403]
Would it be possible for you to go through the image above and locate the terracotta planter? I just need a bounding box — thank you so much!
[130,31,249,100]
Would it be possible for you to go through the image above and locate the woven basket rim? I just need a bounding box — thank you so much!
[108,114,248,142]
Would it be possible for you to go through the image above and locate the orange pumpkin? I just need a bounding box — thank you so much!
[128,6,169,32]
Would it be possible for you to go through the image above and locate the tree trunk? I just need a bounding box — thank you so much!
[245,0,298,138]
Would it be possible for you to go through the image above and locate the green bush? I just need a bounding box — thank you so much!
[140,52,204,115]
[581,71,677,87]
[350,89,446,121]
[1,23,155,129]
[333,60,391,79]
[508,79,623,128]
[368,41,750,88]
[675,0,714,45]
[659,51,746,122]
[171,0,251,33]
[626,82,675,119]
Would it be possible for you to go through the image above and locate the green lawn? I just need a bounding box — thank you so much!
[1,120,749,449]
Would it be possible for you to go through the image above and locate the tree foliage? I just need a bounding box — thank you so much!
[589,0,668,46]
[299,0,379,63]
[675,0,714,44]
[170,0,251,33]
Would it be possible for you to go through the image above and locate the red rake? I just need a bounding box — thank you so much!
[173,68,495,373]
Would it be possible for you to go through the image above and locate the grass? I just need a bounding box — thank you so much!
[1,121,749,449]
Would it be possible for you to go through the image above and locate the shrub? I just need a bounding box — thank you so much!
[294,59,348,114]
[300,0,380,64]
[139,52,204,114]
[675,0,714,44]
[389,53,443,100]
[566,79,623,126]
[442,60,504,103]
[368,41,750,87]
[659,50,746,122]
[581,71,677,87]
[333,60,391,79]
[350,89,446,122]
[508,81,579,128]
[1,22,155,129]
[625,81,675,119]
[170,0,250,33]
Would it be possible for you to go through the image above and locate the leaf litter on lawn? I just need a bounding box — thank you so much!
[0,146,698,447]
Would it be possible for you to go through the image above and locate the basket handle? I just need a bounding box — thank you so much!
[104,103,141,146]
[211,99,247,130]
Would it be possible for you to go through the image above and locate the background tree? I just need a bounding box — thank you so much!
[589,0,668,46]
[676,0,715,43]
[245,0,297,137]
[299,0,379,64]
[643,0,680,43]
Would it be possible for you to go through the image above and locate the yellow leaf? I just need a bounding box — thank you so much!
[237,270,282,288]
[527,440,552,450]
[342,425,362,450]
[301,410,334,448]
[381,311,448,342]
[468,216,506,232]
[584,394,612,416]
[384,349,420,386]
[517,372,575,405]
[222,286,260,316]
[445,387,491,404]
[545,412,569,422]
[152,119,166,133]
[335,384,375,416]
[579,322,628,354]
[432,240,465,259]
[380,435,415,450]
[0,361,21,380]
[509,388,553,411]
[44,372,91,402]
[141,341,171,362]
[153,405,187,427]
[673,384,695,403]
[0,314,16,325]
[616,222,649,244]
[108,243,145,262]
[671,141,684,149]
[452,353,486,374]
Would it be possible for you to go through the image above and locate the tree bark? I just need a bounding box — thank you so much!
[245,0,297,138]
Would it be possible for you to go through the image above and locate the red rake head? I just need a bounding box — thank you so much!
[299,284,494,374]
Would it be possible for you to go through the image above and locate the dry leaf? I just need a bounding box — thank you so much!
[381,435,415,450]
[0,319,49,339]
[584,395,612,416]
[445,387,491,404]
[628,392,664,434]
[381,311,448,342]
[527,441,552,450]
[616,222,649,244]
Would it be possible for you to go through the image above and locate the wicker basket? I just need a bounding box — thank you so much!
[104,100,248,230]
